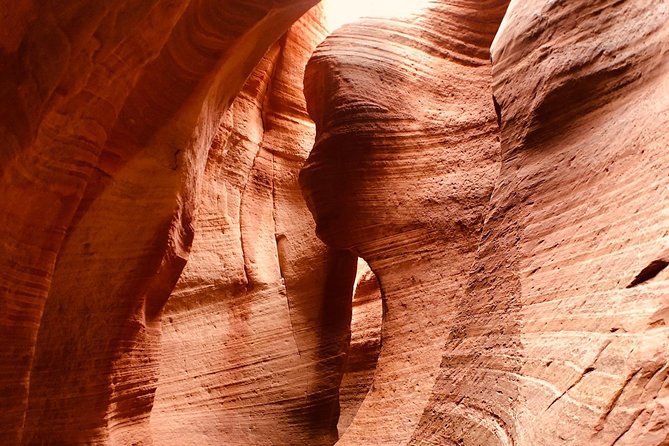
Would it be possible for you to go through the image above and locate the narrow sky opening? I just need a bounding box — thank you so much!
[322,0,431,31]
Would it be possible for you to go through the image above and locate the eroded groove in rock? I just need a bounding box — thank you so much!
[627,253,669,288]
[411,1,669,445]
[300,1,508,443]
[338,259,383,435]
[150,7,360,445]
[1,1,318,444]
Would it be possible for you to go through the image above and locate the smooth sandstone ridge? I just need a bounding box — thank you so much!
[0,0,667,445]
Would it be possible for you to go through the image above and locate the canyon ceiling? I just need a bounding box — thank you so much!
[0,1,667,445]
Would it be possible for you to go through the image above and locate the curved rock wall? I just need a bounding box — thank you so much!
[150,7,360,445]
[300,1,509,443]
[412,2,669,445]
[0,1,318,444]
[1,0,667,445]
[300,0,668,445]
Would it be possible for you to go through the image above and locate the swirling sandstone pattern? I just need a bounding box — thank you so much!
[300,2,509,443]
[150,8,361,445]
[1,0,667,445]
[302,0,668,445]
[411,2,669,445]
[0,1,317,444]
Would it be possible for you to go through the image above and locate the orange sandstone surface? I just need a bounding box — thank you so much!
[0,1,667,445]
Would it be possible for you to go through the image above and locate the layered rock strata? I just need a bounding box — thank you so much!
[411,2,669,445]
[0,1,318,444]
[300,1,509,443]
[302,0,668,445]
[150,7,361,445]
[1,0,667,445]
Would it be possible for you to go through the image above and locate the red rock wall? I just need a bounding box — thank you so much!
[1,0,667,445]
[412,2,669,445]
[411,1,669,445]
[300,0,668,445]
[150,7,360,445]
[300,2,509,443]
[0,1,318,444]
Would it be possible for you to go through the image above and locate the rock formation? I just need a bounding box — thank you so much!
[0,1,320,444]
[0,0,667,445]
[410,2,669,445]
[300,2,509,444]
[302,0,668,445]
[150,7,361,445]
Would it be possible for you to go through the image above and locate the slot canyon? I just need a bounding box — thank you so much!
[0,0,667,445]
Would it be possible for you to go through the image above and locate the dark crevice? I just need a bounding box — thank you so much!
[626,259,668,288]
[492,94,502,130]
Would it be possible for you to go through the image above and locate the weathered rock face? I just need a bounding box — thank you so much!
[412,2,668,445]
[0,1,319,444]
[300,2,509,443]
[410,2,669,445]
[1,0,668,445]
[150,7,361,445]
[302,0,668,445]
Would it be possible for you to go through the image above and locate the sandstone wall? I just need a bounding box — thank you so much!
[150,8,360,445]
[300,2,509,443]
[338,260,383,435]
[1,1,667,445]
[0,1,319,444]
[301,1,669,445]
[412,2,669,445]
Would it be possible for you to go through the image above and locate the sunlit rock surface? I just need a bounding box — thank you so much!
[302,0,668,445]
[300,1,508,443]
[0,1,667,445]
[411,1,669,445]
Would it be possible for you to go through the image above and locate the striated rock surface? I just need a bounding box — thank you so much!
[1,0,667,445]
[300,1,509,443]
[150,7,360,445]
[411,1,669,445]
[0,1,318,444]
[302,1,668,445]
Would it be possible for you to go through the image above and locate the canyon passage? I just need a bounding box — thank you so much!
[0,1,667,445]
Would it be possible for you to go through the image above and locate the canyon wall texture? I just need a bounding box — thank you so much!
[150,8,362,445]
[301,0,668,445]
[0,1,321,444]
[0,0,667,445]
[300,1,509,444]
[410,1,669,445]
